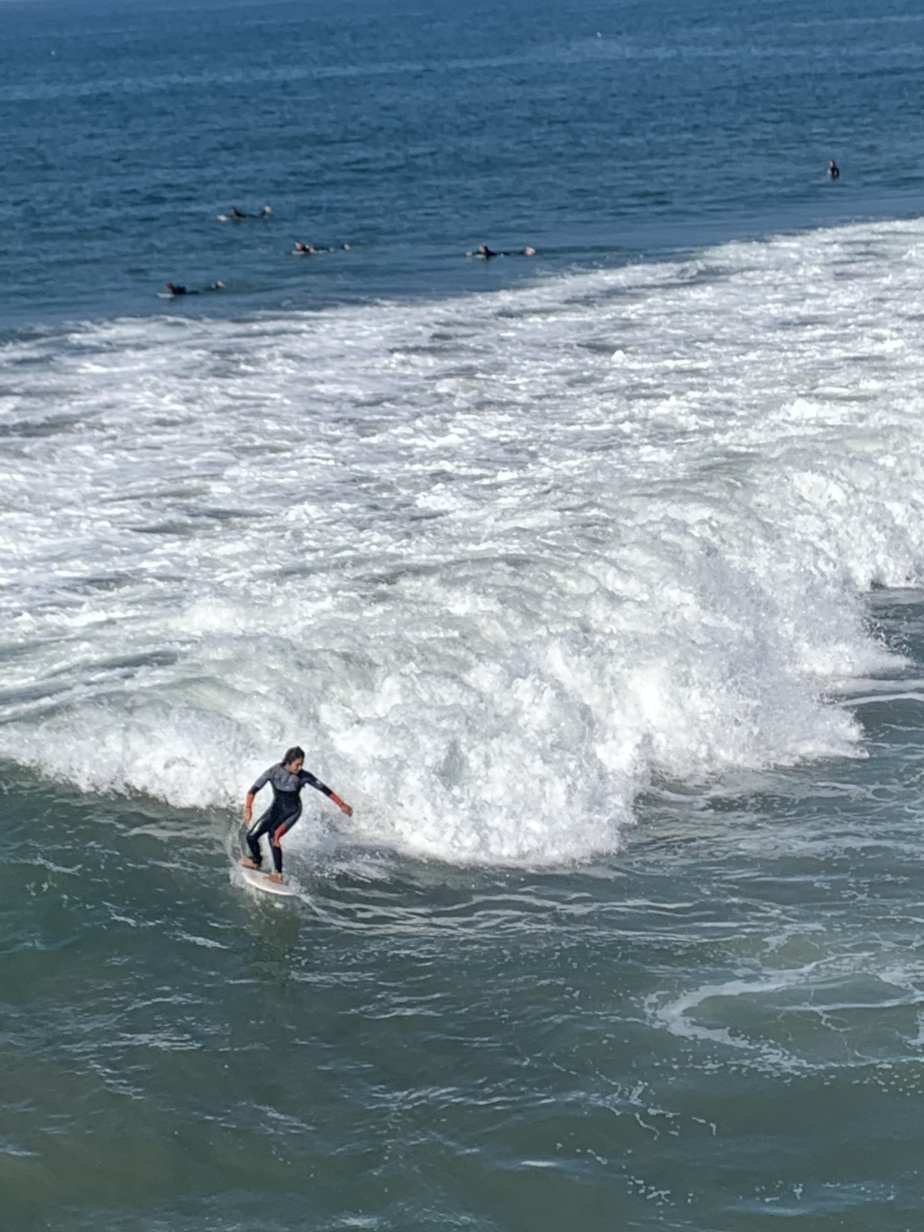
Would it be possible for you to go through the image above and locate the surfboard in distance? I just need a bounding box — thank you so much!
[239,866,299,898]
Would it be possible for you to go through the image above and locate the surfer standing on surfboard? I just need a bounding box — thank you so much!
[239,746,352,883]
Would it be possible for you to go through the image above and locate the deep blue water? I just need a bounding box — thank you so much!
[2,0,923,328]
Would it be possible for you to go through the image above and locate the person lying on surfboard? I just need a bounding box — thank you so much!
[465,242,536,258]
[164,281,225,297]
[239,746,352,883]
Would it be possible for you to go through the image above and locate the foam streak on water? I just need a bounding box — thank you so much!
[2,218,923,862]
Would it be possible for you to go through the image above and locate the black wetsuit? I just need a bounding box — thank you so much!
[244,763,334,874]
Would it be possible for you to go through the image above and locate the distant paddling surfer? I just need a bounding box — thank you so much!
[230,205,272,219]
[165,281,225,296]
[240,746,352,883]
[465,243,536,258]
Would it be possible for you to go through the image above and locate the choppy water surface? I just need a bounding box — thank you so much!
[6,652,924,1232]
[3,0,924,1229]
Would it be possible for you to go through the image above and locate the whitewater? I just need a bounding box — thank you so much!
[2,218,922,864]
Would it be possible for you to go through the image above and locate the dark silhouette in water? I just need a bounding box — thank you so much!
[293,240,353,256]
[164,281,225,297]
[219,205,272,222]
[466,243,537,259]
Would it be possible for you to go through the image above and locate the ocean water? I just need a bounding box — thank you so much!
[3,0,924,1228]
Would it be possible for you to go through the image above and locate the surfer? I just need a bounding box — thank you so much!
[240,746,352,883]
[227,205,272,220]
[466,243,536,258]
[164,281,225,297]
[466,243,499,259]
[293,241,342,255]
[828,159,840,179]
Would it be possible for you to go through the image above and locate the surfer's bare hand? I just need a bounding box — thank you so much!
[340,801,353,818]
[242,805,252,824]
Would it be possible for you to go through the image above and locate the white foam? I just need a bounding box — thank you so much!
[2,217,924,862]
[649,955,924,1070]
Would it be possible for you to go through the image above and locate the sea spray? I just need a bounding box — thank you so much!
[2,219,923,861]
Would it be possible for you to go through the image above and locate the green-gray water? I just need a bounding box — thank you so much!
[6,592,924,1230]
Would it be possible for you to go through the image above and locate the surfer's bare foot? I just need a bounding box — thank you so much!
[267,872,284,884]
[239,857,259,869]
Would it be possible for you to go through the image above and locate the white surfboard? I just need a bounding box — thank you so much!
[239,866,299,898]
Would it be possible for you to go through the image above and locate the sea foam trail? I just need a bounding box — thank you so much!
[1,218,923,862]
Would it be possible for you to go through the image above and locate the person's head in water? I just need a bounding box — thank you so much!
[282,745,306,771]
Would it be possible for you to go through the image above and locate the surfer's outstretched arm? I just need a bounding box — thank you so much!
[300,768,353,817]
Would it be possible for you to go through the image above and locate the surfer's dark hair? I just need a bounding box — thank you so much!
[282,746,305,765]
